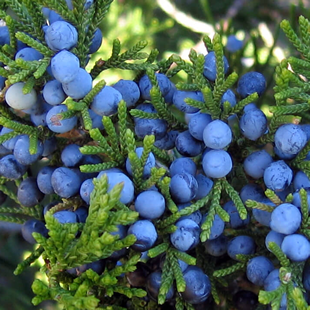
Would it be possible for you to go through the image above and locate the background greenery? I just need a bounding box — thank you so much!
[0,0,309,309]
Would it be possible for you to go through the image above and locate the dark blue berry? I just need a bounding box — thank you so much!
[21,219,48,244]
[237,72,266,98]
[175,130,204,157]
[170,219,200,251]
[51,167,82,198]
[127,220,157,251]
[170,172,198,203]
[181,266,211,304]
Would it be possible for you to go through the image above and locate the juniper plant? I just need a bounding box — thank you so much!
[1,0,310,309]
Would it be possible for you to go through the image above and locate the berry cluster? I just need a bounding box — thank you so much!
[1,1,310,309]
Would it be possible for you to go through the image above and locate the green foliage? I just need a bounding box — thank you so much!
[29,175,141,308]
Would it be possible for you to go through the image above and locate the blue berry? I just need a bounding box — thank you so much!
[201,213,225,240]
[178,259,189,272]
[270,203,301,234]
[263,160,293,192]
[178,203,202,225]
[0,155,27,179]
[37,166,56,194]
[175,130,204,157]
[203,51,229,82]
[5,82,37,110]
[22,93,47,115]
[132,102,156,121]
[170,172,198,203]
[113,79,140,107]
[14,135,44,165]
[88,109,104,130]
[97,168,123,178]
[275,124,307,155]
[301,124,310,140]
[21,219,48,244]
[138,73,171,100]
[81,154,101,165]
[61,144,83,167]
[204,234,228,256]
[14,38,28,51]
[239,108,267,140]
[104,172,135,204]
[185,111,200,124]
[51,167,82,198]
[62,68,92,100]
[42,137,58,157]
[89,28,102,54]
[203,119,232,149]
[0,25,10,46]
[172,90,202,113]
[202,149,232,178]
[74,206,88,223]
[0,127,22,150]
[30,102,52,127]
[18,177,44,207]
[80,178,94,205]
[46,104,78,133]
[127,220,157,251]
[45,21,78,51]
[153,130,178,150]
[135,117,168,140]
[274,145,296,160]
[15,47,43,61]
[293,171,310,190]
[226,35,243,52]
[265,230,285,252]
[170,219,200,251]
[188,113,212,141]
[223,200,250,229]
[227,235,256,261]
[194,174,213,200]
[252,197,275,227]
[125,147,155,178]
[0,144,10,156]
[53,210,77,224]
[246,256,274,286]
[48,10,64,24]
[243,150,273,179]
[237,72,266,98]
[146,270,174,301]
[181,266,211,304]
[133,104,168,140]
[51,50,80,83]
[292,189,310,211]
[169,157,197,177]
[91,85,122,116]
[164,82,177,104]
[221,89,237,107]
[110,224,128,259]
[69,259,105,276]
[243,102,258,112]
[240,183,265,203]
[264,269,287,308]
[135,190,165,220]
[0,75,5,90]
[281,234,310,262]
